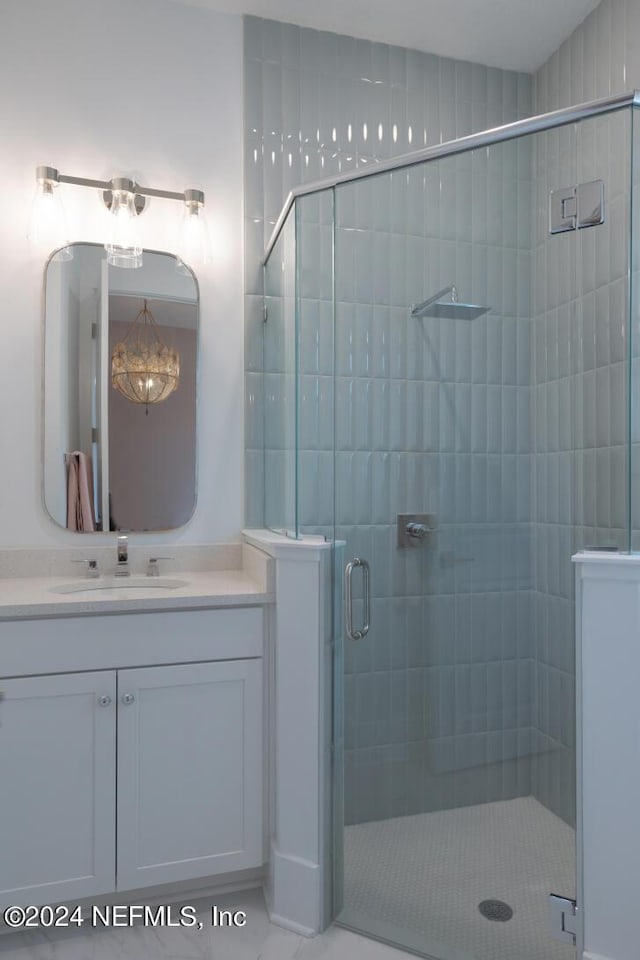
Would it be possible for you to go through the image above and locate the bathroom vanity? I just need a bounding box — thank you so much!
[0,548,273,911]
[0,533,332,938]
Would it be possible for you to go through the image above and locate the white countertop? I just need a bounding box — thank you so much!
[0,569,273,620]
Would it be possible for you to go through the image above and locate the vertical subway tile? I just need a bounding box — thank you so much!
[244,17,602,824]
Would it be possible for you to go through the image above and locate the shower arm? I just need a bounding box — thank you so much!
[411,284,456,317]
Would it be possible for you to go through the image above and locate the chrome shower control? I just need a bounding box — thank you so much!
[406,522,430,540]
[397,513,436,548]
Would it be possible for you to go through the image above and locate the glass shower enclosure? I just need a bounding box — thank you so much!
[261,91,638,960]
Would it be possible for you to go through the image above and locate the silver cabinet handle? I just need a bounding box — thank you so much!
[98,695,111,707]
[122,693,135,705]
[345,557,370,641]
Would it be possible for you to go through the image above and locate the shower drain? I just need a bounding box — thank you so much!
[478,899,514,922]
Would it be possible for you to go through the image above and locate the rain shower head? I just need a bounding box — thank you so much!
[411,285,490,321]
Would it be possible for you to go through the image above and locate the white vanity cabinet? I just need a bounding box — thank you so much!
[0,671,117,907]
[0,606,265,910]
[116,659,262,889]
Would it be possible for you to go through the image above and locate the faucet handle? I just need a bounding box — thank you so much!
[72,559,100,579]
[147,557,173,577]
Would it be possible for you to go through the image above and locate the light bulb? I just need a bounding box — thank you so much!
[105,178,142,269]
[28,167,72,259]
[177,189,211,270]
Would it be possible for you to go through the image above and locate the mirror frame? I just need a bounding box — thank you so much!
[41,242,201,534]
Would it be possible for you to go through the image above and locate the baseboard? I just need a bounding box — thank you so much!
[265,844,321,936]
[106,867,265,908]
[0,869,266,937]
[269,912,317,937]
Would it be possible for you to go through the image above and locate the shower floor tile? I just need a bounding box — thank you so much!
[341,796,576,960]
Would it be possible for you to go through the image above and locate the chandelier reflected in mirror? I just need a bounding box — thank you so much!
[111,298,180,410]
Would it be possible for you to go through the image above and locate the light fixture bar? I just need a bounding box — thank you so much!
[33,166,211,268]
[135,185,186,202]
[59,173,112,190]
[36,166,205,205]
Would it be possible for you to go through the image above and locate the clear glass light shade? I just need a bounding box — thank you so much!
[105,189,142,269]
[177,203,211,269]
[28,182,72,259]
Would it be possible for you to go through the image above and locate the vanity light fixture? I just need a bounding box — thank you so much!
[29,166,210,268]
[27,167,72,258]
[111,298,180,410]
[177,189,211,267]
[105,178,143,269]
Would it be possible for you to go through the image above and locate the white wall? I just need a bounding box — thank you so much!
[0,0,243,546]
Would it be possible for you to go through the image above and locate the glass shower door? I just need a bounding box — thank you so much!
[331,129,579,960]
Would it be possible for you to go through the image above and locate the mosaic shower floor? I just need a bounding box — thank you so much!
[342,796,576,960]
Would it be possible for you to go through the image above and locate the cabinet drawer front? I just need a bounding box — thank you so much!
[0,672,116,908]
[116,659,263,890]
[1,607,263,677]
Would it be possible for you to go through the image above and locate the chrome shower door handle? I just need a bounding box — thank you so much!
[345,558,370,641]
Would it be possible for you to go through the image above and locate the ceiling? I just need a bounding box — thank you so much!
[171,0,601,73]
[110,296,198,330]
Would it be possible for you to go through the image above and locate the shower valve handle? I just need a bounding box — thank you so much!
[405,522,430,540]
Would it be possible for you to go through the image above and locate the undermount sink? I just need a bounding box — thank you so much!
[51,576,188,595]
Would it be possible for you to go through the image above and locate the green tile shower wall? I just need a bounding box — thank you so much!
[328,137,537,824]
[244,15,532,529]
[533,0,633,824]
[248,13,634,830]
[246,15,542,825]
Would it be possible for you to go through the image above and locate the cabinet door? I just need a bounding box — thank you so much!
[0,671,116,908]
[116,659,262,890]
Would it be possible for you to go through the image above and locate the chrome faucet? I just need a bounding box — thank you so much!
[147,557,173,577]
[72,558,100,579]
[115,535,129,576]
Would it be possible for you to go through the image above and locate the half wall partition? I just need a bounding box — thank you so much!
[261,92,638,960]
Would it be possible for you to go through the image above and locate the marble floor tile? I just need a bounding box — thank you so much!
[297,923,412,959]
[0,888,410,960]
[200,889,302,959]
